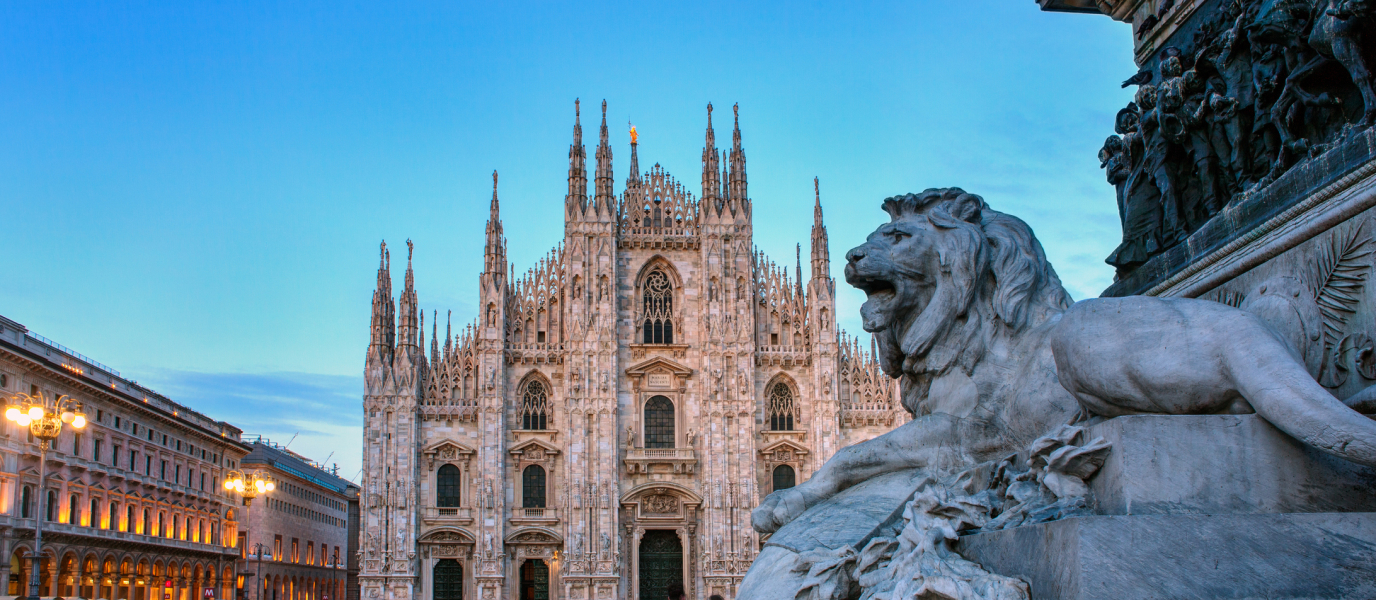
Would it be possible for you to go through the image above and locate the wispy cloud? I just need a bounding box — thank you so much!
[133,369,363,481]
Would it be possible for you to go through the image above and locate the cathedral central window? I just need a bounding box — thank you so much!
[768,382,797,431]
[642,270,675,344]
[519,380,549,430]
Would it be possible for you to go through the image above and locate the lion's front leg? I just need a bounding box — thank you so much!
[751,414,960,533]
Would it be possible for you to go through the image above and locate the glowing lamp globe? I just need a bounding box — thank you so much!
[5,407,19,421]
[60,410,74,424]
[15,414,31,427]
[72,414,86,429]
[27,406,43,420]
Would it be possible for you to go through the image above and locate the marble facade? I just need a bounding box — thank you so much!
[358,102,905,600]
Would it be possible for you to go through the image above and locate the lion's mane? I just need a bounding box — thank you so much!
[874,188,1073,396]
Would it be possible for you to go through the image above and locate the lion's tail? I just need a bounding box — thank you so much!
[1231,339,1376,466]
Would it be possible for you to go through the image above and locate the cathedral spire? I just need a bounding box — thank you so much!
[811,176,831,282]
[430,310,439,366]
[444,310,452,356]
[626,121,641,191]
[728,103,749,218]
[397,239,419,349]
[369,241,394,349]
[796,243,804,299]
[566,98,588,221]
[484,171,507,276]
[593,100,615,219]
[701,103,720,217]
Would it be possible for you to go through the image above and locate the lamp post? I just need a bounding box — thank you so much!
[224,471,273,600]
[5,391,86,600]
[250,543,268,600]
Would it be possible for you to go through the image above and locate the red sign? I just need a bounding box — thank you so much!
[165,581,173,588]
[205,588,216,599]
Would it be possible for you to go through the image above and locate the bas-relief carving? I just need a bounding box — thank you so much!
[1100,0,1376,276]
[743,188,1376,598]
[641,494,680,514]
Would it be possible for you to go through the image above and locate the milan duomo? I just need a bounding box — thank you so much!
[359,100,904,600]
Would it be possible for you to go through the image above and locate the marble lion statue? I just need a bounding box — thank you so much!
[751,187,1376,535]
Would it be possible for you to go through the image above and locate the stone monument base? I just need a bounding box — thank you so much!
[744,415,1376,599]
[957,512,1376,600]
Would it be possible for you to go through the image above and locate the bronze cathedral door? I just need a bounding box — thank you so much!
[433,559,463,600]
[638,530,683,600]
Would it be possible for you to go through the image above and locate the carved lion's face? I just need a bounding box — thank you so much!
[844,215,941,336]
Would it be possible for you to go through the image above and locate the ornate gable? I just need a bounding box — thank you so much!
[508,438,561,463]
[625,356,693,392]
[758,439,810,470]
[421,439,475,470]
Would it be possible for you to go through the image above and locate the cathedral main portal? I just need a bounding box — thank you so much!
[431,560,463,600]
[637,531,683,600]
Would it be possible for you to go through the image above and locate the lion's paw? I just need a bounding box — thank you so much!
[751,488,809,534]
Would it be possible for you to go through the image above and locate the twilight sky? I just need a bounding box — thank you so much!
[0,1,1135,480]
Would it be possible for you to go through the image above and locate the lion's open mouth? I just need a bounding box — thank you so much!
[852,275,898,332]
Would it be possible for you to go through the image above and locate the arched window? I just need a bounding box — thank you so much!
[522,465,546,508]
[644,396,675,449]
[46,490,56,522]
[126,505,135,532]
[520,380,548,430]
[773,465,797,492]
[436,464,462,508]
[20,486,31,518]
[143,509,150,534]
[88,497,98,526]
[68,494,79,524]
[642,270,674,344]
[768,382,797,431]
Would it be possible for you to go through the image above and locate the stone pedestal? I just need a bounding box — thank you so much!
[1088,415,1376,515]
[956,512,1376,600]
[954,415,1376,599]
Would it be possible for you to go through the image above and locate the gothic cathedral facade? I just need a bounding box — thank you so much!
[360,101,904,600]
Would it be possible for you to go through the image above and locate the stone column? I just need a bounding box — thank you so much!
[75,559,85,598]
[47,558,60,597]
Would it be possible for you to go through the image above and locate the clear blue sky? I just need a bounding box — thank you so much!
[0,1,1135,480]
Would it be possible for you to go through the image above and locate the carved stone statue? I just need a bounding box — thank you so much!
[1102,0,1376,275]
[743,188,1376,596]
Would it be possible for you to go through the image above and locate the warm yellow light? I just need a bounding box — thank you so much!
[60,410,74,424]
[254,480,266,493]
[27,406,44,420]
[223,480,234,491]
[265,482,275,492]
[72,414,86,429]
[15,414,31,427]
[5,407,19,421]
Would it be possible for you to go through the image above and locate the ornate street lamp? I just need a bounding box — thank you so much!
[224,472,273,600]
[222,470,274,506]
[5,391,86,600]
